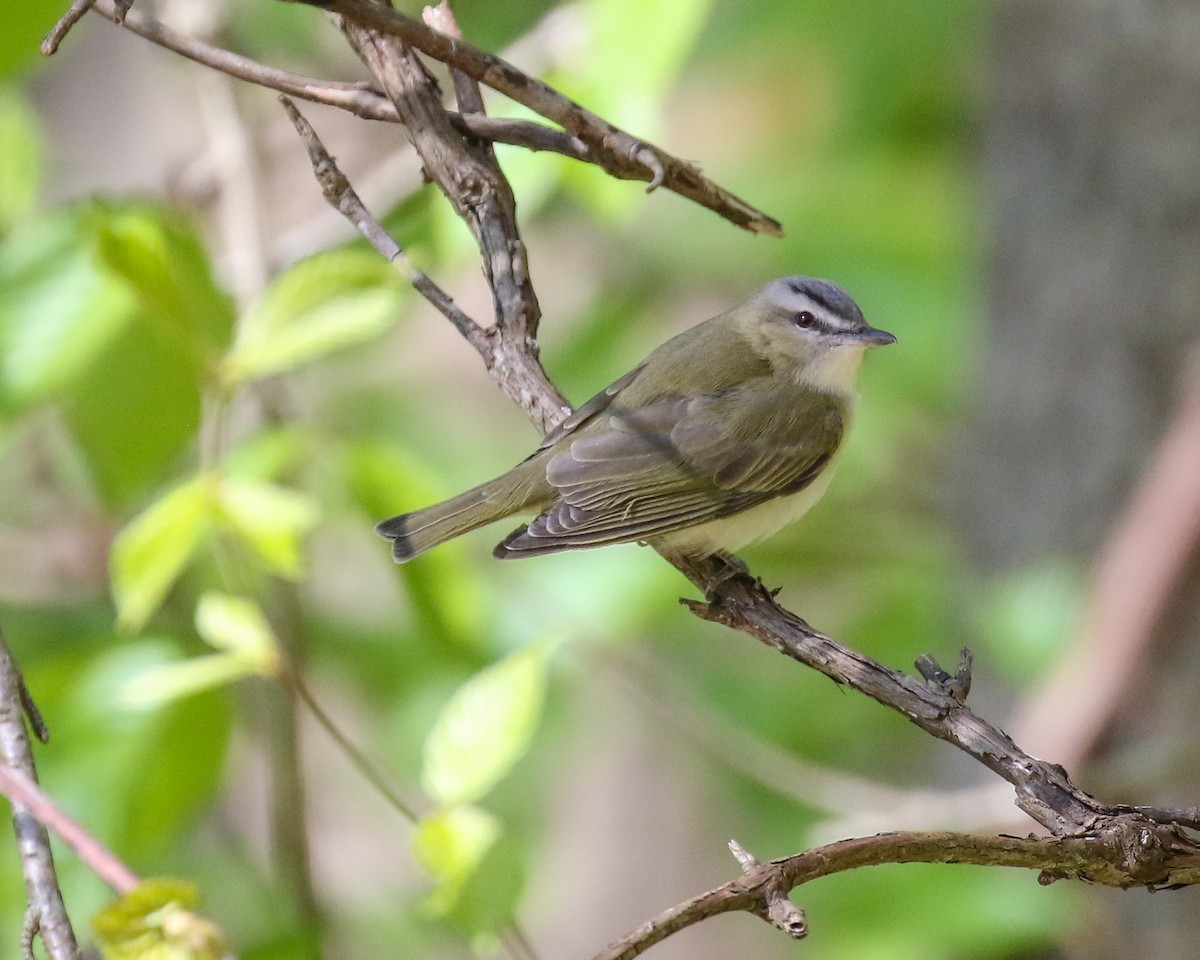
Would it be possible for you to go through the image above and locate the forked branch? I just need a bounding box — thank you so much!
[37,0,1200,955]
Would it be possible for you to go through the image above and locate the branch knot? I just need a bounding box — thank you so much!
[728,840,807,940]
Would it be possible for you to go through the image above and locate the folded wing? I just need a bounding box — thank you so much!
[495,393,842,557]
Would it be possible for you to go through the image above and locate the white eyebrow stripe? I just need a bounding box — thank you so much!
[819,310,856,331]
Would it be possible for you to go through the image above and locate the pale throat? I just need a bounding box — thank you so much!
[794,344,867,395]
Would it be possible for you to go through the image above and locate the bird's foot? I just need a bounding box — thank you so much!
[701,550,752,600]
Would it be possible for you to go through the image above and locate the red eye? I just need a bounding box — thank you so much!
[795,310,816,328]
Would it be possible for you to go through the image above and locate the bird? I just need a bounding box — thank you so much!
[376,276,894,564]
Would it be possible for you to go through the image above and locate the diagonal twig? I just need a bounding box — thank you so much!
[280,97,493,360]
[592,828,1200,960]
[336,14,571,432]
[286,0,784,236]
[282,0,1200,911]
[48,0,771,234]
[56,0,592,162]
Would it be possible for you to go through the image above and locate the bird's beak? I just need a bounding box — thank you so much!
[853,326,896,346]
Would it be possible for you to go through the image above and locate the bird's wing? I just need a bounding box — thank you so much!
[496,394,842,556]
[531,365,645,454]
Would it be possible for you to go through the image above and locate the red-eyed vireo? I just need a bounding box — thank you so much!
[376,277,894,562]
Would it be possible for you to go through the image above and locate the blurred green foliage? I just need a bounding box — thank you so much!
[0,1,1087,958]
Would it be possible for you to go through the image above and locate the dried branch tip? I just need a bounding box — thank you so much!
[728,839,808,940]
[915,647,973,704]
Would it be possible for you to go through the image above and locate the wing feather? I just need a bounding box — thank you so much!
[497,390,845,557]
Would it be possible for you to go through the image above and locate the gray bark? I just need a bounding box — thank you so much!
[969,1,1200,956]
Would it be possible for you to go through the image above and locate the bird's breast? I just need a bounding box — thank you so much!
[650,462,839,555]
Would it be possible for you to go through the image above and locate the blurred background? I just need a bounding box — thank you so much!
[1,0,1199,957]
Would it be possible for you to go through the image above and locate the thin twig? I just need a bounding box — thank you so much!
[287,0,783,236]
[49,2,696,193]
[0,765,138,895]
[593,829,1200,960]
[423,3,485,116]
[675,562,1111,835]
[0,634,80,960]
[41,0,101,55]
[328,19,572,431]
[279,96,493,358]
[287,670,424,822]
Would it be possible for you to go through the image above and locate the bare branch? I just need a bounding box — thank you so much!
[595,829,1200,960]
[336,16,570,432]
[0,764,139,894]
[54,1,739,218]
[727,840,807,939]
[0,634,80,960]
[422,2,485,116]
[76,0,587,156]
[41,0,101,55]
[286,0,784,236]
[675,559,1112,834]
[280,96,492,358]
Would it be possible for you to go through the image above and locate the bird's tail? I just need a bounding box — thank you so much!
[375,478,518,562]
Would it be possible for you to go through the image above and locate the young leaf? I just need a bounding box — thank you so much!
[223,248,406,383]
[194,592,280,675]
[90,201,235,362]
[91,878,228,960]
[117,652,260,711]
[421,639,556,806]
[64,320,204,508]
[214,477,319,577]
[413,804,502,916]
[0,212,136,411]
[111,477,214,633]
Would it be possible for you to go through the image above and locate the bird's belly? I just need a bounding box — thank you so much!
[651,467,837,555]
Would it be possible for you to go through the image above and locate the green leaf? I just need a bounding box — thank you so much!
[0,211,137,411]
[223,248,406,383]
[91,202,235,364]
[422,639,555,805]
[63,320,204,508]
[223,426,312,483]
[117,652,259,711]
[215,477,319,577]
[193,593,279,673]
[413,804,502,916]
[92,878,228,960]
[115,683,232,862]
[111,477,214,633]
[30,638,233,871]
[0,87,39,231]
